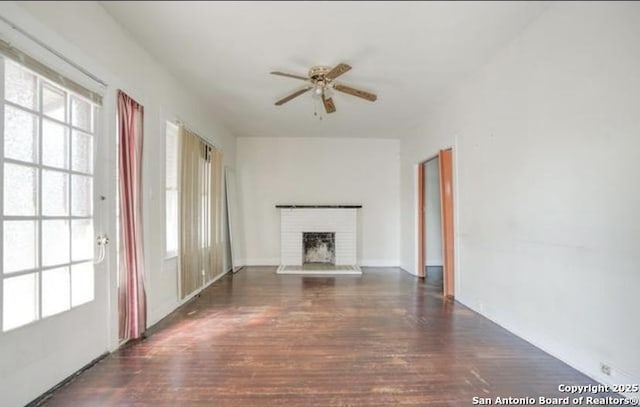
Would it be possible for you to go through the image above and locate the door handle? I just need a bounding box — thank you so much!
[95,234,109,264]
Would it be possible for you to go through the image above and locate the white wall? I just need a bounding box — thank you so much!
[237,137,400,267]
[400,1,640,392]
[424,158,442,266]
[0,2,235,406]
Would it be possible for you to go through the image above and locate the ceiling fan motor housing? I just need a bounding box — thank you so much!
[308,66,332,83]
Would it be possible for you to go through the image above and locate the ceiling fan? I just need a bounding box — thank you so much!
[270,63,377,114]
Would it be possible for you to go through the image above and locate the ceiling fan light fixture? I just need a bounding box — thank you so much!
[324,87,333,98]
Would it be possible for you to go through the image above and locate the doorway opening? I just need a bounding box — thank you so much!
[417,148,454,298]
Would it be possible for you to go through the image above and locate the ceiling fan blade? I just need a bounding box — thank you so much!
[322,92,336,114]
[275,86,313,106]
[270,71,309,81]
[325,63,352,80]
[333,83,377,102]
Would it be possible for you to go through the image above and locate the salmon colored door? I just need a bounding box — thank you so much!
[417,163,425,278]
[439,149,454,298]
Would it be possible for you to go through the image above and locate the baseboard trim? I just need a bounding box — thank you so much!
[360,259,401,267]
[178,268,230,306]
[147,267,232,328]
[456,295,640,399]
[244,258,279,266]
[147,299,180,327]
[26,352,109,407]
[400,267,417,276]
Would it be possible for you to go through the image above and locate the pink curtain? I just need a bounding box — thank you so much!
[117,90,146,340]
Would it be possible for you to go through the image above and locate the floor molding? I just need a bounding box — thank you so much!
[26,352,110,407]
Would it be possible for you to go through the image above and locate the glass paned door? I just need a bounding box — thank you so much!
[1,57,99,332]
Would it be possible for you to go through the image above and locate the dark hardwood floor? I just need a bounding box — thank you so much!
[39,267,616,406]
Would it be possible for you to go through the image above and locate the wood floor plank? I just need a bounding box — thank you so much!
[38,267,619,406]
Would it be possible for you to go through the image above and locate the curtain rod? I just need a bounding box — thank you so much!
[0,14,107,87]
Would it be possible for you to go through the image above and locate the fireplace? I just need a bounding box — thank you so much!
[277,206,361,274]
[303,232,335,264]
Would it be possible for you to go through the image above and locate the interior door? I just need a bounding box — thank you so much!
[1,56,104,331]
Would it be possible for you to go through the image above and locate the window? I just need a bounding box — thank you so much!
[1,58,97,331]
[165,121,179,257]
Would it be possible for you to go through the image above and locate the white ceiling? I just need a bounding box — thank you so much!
[101,1,547,138]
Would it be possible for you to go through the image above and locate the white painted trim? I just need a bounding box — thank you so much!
[103,89,119,353]
[147,298,178,327]
[162,117,180,261]
[413,162,421,277]
[359,259,401,267]
[244,258,280,266]
[141,264,233,338]
[180,269,229,305]
[400,267,416,277]
[457,295,640,399]
[0,57,4,332]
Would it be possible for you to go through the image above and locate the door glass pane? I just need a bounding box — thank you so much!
[71,262,94,306]
[4,163,37,216]
[42,267,71,317]
[72,219,93,262]
[4,105,38,163]
[3,220,38,274]
[42,84,66,122]
[71,174,92,216]
[42,220,70,267]
[72,130,93,174]
[42,119,69,169]
[42,170,69,216]
[5,60,38,110]
[71,96,92,132]
[2,272,38,331]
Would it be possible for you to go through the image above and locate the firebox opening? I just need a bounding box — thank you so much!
[303,232,335,264]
